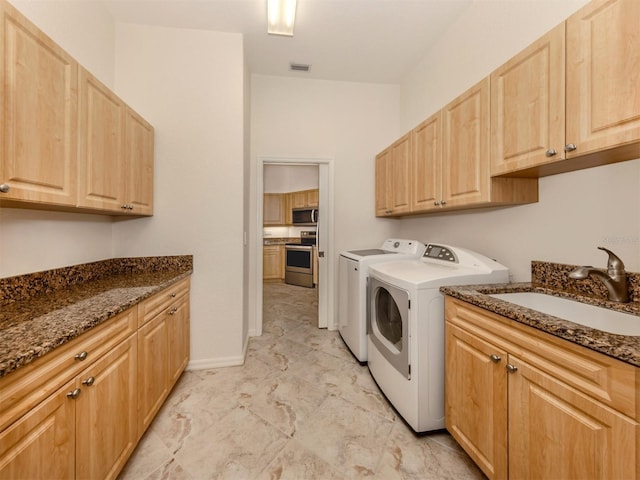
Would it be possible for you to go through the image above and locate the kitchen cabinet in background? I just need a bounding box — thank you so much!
[292,188,319,208]
[0,0,78,207]
[445,297,638,480]
[263,193,285,225]
[263,245,284,280]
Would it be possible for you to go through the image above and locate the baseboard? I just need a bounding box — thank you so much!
[186,355,245,371]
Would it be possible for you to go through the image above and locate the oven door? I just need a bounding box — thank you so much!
[368,276,410,379]
[285,245,313,274]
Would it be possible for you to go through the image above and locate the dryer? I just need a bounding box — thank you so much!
[367,244,509,432]
[338,239,426,363]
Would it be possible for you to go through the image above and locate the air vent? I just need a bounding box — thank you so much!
[290,62,311,72]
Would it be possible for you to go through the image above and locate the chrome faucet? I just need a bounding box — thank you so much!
[569,247,629,303]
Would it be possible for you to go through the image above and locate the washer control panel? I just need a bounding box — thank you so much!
[423,244,457,263]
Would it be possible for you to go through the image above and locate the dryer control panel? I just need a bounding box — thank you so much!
[423,244,457,263]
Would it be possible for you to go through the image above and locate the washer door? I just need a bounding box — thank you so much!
[368,277,410,379]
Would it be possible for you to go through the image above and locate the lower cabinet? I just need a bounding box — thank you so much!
[445,297,639,480]
[0,278,190,480]
[263,245,284,281]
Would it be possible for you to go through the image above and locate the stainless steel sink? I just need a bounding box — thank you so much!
[489,292,640,336]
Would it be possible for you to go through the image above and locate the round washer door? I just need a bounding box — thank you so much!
[368,276,410,379]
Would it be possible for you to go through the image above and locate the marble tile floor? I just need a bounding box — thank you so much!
[119,282,486,480]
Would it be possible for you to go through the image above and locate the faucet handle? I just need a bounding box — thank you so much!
[597,246,626,275]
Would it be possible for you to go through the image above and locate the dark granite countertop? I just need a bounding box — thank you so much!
[441,282,640,367]
[263,237,300,246]
[0,256,193,378]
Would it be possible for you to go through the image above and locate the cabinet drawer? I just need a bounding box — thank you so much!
[0,308,136,431]
[138,277,190,328]
[445,298,639,419]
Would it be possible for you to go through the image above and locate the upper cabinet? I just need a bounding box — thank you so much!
[491,0,640,177]
[0,0,154,216]
[376,133,412,217]
[292,188,319,208]
[565,0,640,163]
[411,113,441,212]
[490,24,566,176]
[264,193,285,225]
[0,1,78,207]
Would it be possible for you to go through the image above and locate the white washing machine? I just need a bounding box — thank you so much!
[338,239,426,363]
[367,244,509,432]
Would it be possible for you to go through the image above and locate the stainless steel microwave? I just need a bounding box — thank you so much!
[292,207,318,225]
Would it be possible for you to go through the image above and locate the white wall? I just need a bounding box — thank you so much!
[264,165,319,193]
[0,1,116,278]
[112,23,246,368]
[249,75,402,333]
[397,0,640,281]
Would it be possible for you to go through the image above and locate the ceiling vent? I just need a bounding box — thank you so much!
[290,62,311,72]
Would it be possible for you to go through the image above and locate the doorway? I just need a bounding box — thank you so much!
[256,156,334,336]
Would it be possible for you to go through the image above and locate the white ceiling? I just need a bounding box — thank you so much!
[99,0,473,84]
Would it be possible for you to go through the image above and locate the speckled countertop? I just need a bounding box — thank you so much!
[0,256,193,378]
[441,261,640,367]
[263,237,300,246]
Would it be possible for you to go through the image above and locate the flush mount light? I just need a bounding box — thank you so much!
[267,0,297,36]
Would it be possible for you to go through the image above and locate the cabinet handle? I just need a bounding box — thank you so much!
[168,307,178,315]
[82,376,95,387]
[564,143,577,152]
[121,204,128,210]
[385,210,393,214]
[489,354,501,363]
[440,200,447,206]
[171,293,177,298]
[506,364,518,373]
[434,201,441,206]
[67,388,81,399]
[75,351,88,361]
[0,184,9,193]
[545,148,557,157]
[128,205,134,210]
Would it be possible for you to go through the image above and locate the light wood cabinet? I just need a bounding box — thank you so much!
[565,0,640,166]
[292,189,319,209]
[445,297,639,479]
[306,189,319,207]
[411,113,441,212]
[0,277,190,480]
[0,0,154,216]
[78,68,154,215]
[375,134,412,216]
[490,23,566,176]
[264,193,285,225]
[137,278,190,436]
[491,0,640,177]
[284,193,293,225]
[263,245,283,280]
[0,0,78,207]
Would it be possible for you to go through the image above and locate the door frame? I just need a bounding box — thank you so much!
[256,155,335,335]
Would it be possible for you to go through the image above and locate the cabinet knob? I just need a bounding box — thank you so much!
[545,148,557,157]
[506,364,518,373]
[434,201,440,206]
[67,388,81,399]
[385,210,393,214]
[128,204,134,210]
[82,376,95,387]
[440,200,447,206]
[74,351,88,361]
[168,307,178,315]
[0,184,9,193]
[489,354,502,363]
[171,293,177,298]
[564,143,577,152]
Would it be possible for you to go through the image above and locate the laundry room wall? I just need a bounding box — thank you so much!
[396,0,640,282]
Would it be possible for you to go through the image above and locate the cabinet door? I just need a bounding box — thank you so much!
[307,189,319,207]
[0,2,77,206]
[77,67,125,212]
[375,148,391,216]
[292,191,308,208]
[442,78,490,207]
[509,355,638,480]
[389,133,412,214]
[284,193,293,225]
[137,314,169,436]
[76,335,137,480]
[263,245,282,280]
[490,23,565,175]
[0,379,75,480]
[124,107,154,215]
[263,193,284,225]
[566,0,640,159]
[445,322,508,480]
[167,295,190,387]
[412,113,441,212]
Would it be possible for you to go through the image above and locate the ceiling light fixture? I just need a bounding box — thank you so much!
[267,0,297,37]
